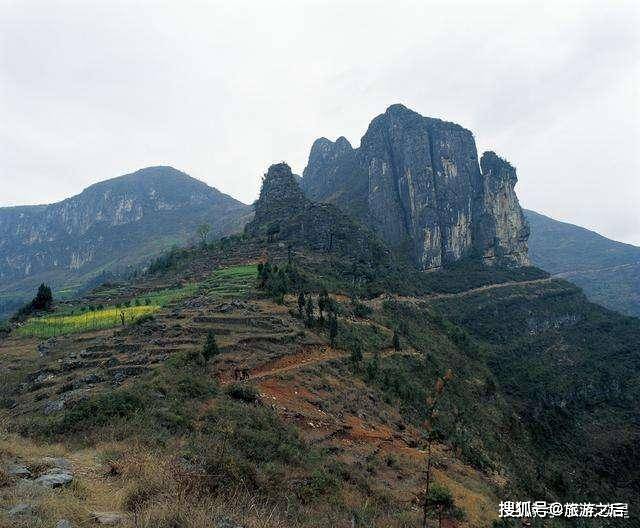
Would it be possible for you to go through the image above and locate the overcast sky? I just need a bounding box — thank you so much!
[1,0,639,244]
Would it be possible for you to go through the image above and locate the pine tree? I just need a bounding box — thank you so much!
[317,288,329,324]
[203,330,220,360]
[426,484,454,528]
[31,283,53,311]
[297,291,305,318]
[350,341,363,369]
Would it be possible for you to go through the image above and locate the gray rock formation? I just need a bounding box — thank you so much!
[245,163,388,264]
[476,152,529,266]
[301,104,530,269]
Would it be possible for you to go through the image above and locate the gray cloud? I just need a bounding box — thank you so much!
[1,0,638,244]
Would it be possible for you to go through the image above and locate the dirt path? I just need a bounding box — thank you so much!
[219,345,419,385]
[366,276,554,309]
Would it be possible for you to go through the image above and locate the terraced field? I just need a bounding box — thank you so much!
[14,265,257,338]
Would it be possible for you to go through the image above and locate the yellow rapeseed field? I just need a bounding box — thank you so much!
[17,305,159,338]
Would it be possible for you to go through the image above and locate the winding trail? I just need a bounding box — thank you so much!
[365,276,555,309]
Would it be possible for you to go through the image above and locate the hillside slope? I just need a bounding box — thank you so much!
[0,166,250,319]
[525,209,640,317]
[1,169,637,528]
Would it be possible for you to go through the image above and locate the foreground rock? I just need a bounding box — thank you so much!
[34,472,73,487]
[91,511,127,524]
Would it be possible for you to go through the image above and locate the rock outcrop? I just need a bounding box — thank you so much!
[301,104,530,269]
[476,152,529,266]
[245,163,388,264]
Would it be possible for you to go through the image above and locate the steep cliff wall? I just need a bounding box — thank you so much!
[301,104,530,269]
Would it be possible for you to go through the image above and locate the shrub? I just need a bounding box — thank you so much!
[55,390,147,433]
[225,383,259,403]
[203,330,220,360]
[351,300,372,318]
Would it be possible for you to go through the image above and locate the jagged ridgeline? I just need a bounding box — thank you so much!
[245,162,389,266]
[301,104,529,270]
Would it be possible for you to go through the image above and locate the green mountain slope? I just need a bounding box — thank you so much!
[525,209,640,317]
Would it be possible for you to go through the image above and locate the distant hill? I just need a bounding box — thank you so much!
[525,209,640,317]
[0,166,250,318]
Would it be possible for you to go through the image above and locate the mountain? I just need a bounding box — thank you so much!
[0,166,250,319]
[302,104,529,270]
[246,163,389,265]
[1,162,637,527]
[525,209,640,317]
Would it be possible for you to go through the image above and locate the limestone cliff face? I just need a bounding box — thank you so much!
[301,104,529,269]
[477,152,530,266]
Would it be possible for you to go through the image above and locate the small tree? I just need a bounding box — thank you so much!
[427,484,455,528]
[349,341,363,369]
[366,350,380,380]
[203,330,220,360]
[197,223,211,248]
[392,329,401,351]
[329,314,338,346]
[297,291,305,318]
[317,288,329,325]
[422,368,454,528]
[305,297,315,327]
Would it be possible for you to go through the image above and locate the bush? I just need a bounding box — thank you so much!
[134,313,155,325]
[203,330,220,360]
[225,383,259,403]
[56,390,147,433]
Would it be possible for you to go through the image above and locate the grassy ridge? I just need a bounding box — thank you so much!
[16,264,258,338]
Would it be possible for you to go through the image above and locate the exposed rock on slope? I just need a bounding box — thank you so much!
[476,152,530,266]
[0,166,250,317]
[245,163,388,264]
[301,104,530,269]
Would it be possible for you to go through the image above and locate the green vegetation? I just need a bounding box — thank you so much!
[225,383,260,403]
[16,347,342,515]
[204,263,257,299]
[16,305,159,338]
[203,330,220,360]
[15,264,256,338]
[257,261,301,303]
[431,279,640,505]
[15,283,54,319]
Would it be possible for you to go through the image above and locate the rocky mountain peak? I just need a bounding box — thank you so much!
[301,105,530,270]
[252,163,307,222]
[0,166,250,317]
[480,152,517,184]
[245,162,388,264]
